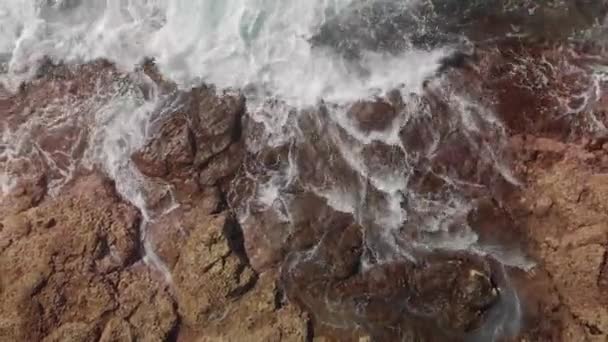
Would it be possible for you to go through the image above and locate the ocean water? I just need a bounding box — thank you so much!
[0,0,445,104]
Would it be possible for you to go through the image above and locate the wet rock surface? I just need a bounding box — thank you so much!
[2,9,608,342]
[0,60,141,191]
[281,221,500,340]
[131,79,245,203]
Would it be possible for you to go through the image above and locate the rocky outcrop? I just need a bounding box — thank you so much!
[131,83,245,203]
[0,164,310,342]
[0,62,311,341]
[282,221,500,341]
[144,178,311,341]
[0,60,141,195]
[2,13,608,341]
[0,174,177,342]
[128,64,311,340]
[506,137,608,340]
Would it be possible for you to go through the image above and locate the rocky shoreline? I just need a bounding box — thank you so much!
[1,37,608,341]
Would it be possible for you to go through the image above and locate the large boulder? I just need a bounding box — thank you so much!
[131,84,245,202]
[281,213,501,340]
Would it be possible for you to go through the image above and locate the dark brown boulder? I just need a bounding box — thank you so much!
[281,213,501,340]
[348,99,398,132]
[132,82,245,202]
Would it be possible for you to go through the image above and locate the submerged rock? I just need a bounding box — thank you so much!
[281,220,501,340]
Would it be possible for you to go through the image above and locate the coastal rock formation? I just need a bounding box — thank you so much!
[0,164,310,341]
[0,62,311,341]
[0,174,177,342]
[1,15,608,341]
[0,60,140,193]
[131,82,245,203]
[507,137,608,340]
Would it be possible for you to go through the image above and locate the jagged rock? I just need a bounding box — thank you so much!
[193,272,310,341]
[0,173,177,341]
[510,147,608,339]
[131,85,245,201]
[146,185,311,341]
[281,219,500,340]
[116,269,178,341]
[42,322,98,342]
[147,193,257,327]
[149,187,222,269]
[198,142,245,187]
[173,212,256,327]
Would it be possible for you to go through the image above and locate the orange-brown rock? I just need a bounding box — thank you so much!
[147,184,310,341]
[508,140,608,340]
[0,174,177,341]
[179,272,310,342]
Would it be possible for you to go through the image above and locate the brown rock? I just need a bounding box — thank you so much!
[42,322,98,342]
[174,213,256,327]
[99,318,133,342]
[348,99,397,132]
[0,174,47,217]
[148,187,222,269]
[198,143,244,187]
[132,85,245,202]
[2,60,308,342]
[116,270,177,341]
[132,115,195,178]
[192,272,310,341]
[281,210,500,340]
[512,150,608,340]
[0,173,177,341]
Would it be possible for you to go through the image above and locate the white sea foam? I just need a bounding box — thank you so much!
[0,0,445,104]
